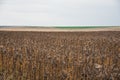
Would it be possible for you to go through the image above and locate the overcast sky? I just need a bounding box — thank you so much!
[0,0,120,26]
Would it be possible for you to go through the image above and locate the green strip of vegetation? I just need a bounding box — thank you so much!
[54,26,110,29]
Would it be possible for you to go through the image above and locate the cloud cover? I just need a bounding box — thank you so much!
[0,0,120,26]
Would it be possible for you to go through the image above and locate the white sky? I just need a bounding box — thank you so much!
[0,0,120,26]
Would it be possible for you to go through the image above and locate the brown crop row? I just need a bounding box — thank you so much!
[0,31,120,80]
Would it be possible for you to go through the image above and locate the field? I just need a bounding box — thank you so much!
[0,27,120,32]
[0,30,120,80]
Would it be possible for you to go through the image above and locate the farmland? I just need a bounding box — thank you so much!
[0,31,120,80]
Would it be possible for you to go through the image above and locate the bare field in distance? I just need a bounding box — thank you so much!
[0,29,120,80]
[0,27,120,32]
